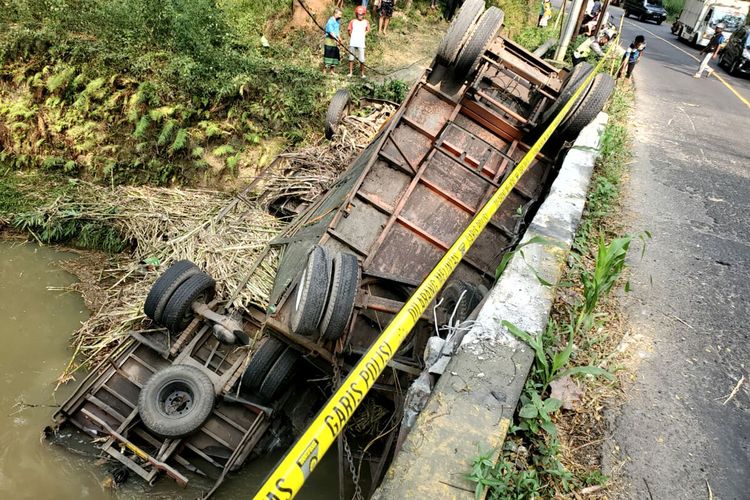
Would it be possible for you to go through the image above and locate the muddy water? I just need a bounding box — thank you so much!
[0,241,337,499]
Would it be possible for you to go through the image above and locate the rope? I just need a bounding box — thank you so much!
[295,0,432,78]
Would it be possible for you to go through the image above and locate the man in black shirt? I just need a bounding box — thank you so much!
[694,22,726,78]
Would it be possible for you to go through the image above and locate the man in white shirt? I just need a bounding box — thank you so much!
[348,6,370,78]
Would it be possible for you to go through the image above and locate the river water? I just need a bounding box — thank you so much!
[0,241,337,499]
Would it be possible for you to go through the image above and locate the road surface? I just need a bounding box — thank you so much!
[605,8,750,500]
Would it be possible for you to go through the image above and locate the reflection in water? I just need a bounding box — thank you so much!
[0,241,337,499]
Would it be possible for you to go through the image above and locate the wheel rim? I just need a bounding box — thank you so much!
[158,381,194,417]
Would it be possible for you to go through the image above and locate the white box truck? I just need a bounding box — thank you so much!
[671,0,749,46]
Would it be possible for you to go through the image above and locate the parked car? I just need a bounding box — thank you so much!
[720,25,750,75]
[624,0,668,24]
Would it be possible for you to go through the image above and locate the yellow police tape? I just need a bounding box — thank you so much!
[254,45,618,500]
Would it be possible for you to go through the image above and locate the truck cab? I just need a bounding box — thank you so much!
[672,0,749,46]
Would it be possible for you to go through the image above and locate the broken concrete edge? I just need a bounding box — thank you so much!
[375,112,610,499]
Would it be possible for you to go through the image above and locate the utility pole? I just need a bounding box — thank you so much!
[554,0,586,61]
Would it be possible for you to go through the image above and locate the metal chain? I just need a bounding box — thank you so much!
[332,355,364,500]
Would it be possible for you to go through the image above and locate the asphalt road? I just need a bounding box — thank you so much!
[603,8,750,500]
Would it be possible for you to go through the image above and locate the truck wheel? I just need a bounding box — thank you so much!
[452,7,504,81]
[730,58,740,75]
[559,73,615,139]
[144,260,200,324]
[325,89,351,140]
[435,280,485,329]
[541,62,594,128]
[319,252,360,341]
[290,246,332,336]
[656,20,663,25]
[436,0,485,65]
[241,337,286,392]
[258,347,300,400]
[162,272,216,334]
[138,365,215,438]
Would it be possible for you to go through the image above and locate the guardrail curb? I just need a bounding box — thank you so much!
[375,111,609,499]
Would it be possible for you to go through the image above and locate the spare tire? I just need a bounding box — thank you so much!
[558,73,615,139]
[258,347,300,400]
[290,246,332,336]
[319,252,360,341]
[162,272,216,334]
[144,260,200,324]
[452,7,504,81]
[436,0,485,65]
[541,62,594,126]
[325,89,351,140]
[241,337,286,392]
[138,365,215,438]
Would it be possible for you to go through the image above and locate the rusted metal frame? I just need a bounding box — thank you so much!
[395,216,494,279]
[85,394,127,423]
[461,98,522,142]
[493,140,519,183]
[129,353,159,374]
[385,131,419,174]
[327,228,370,257]
[131,427,199,474]
[100,384,136,410]
[318,78,425,251]
[82,407,189,486]
[481,59,558,103]
[378,150,417,177]
[266,317,334,363]
[199,425,235,451]
[420,80,463,105]
[204,338,221,368]
[355,292,431,322]
[107,358,144,389]
[438,121,516,177]
[474,88,529,125]
[57,339,137,417]
[203,413,269,499]
[156,438,182,463]
[503,38,560,74]
[184,442,225,469]
[361,145,435,268]
[356,172,514,242]
[170,315,210,357]
[213,410,249,434]
[490,41,562,93]
[106,443,155,483]
[362,268,422,288]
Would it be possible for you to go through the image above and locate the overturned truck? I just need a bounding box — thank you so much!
[45,1,614,496]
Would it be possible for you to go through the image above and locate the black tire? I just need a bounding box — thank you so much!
[319,252,360,341]
[241,337,286,392]
[729,58,740,76]
[162,272,216,334]
[452,7,504,81]
[656,20,663,25]
[144,260,200,324]
[435,280,485,328]
[541,62,594,126]
[559,73,616,139]
[325,89,351,140]
[624,10,630,18]
[138,365,215,438]
[290,246,332,336]
[436,0,485,65]
[258,347,300,400]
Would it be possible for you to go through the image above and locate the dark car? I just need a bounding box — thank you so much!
[720,26,750,76]
[624,0,668,25]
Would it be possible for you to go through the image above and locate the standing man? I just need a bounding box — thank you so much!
[348,6,370,78]
[694,22,725,78]
[323,9,343,74]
